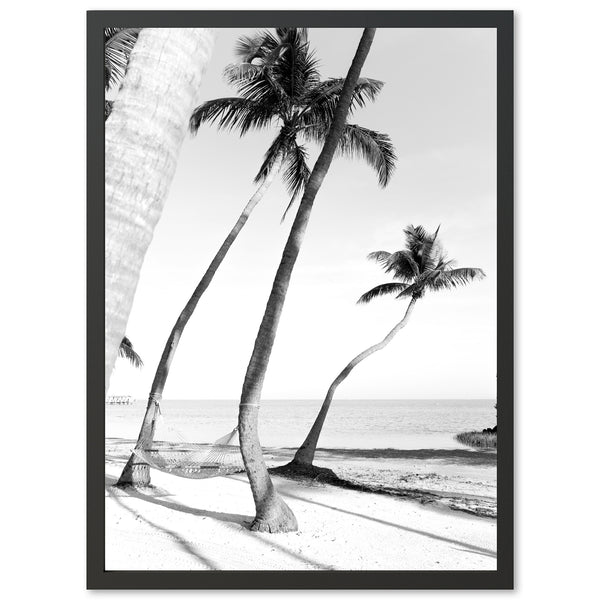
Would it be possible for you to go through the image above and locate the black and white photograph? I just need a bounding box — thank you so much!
[95,11,513,587]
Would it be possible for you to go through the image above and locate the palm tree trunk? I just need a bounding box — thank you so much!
[117,159,282,487]
[292,297,418,467]
[105,28,215,393]
[238,29,377,533]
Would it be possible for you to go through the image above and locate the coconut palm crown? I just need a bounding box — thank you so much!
[359,225,486,304]
[190,28,396,217]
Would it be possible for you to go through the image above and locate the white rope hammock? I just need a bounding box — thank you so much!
[132,402,246,480]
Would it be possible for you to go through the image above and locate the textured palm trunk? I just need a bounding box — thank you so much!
[238,29,377,533]
[105,28,215,393]
[117,160,282,487]
[292,297,417,467]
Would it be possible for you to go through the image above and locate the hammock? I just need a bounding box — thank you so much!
[132,401,246,480]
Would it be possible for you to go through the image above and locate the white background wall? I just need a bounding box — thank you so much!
[2,0,599,597]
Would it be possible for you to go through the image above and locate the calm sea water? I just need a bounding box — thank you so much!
[106,398,495,451]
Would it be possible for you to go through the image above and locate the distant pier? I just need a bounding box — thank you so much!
[106,395,134,405]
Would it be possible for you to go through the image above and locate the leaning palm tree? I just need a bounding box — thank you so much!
[289,225,486,469]
[116,28,395,487]
[118,336,143,369]
[238,28,378,533]
[104,29,147,364]
[105,28,215,392]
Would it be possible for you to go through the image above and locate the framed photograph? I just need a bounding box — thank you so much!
[89,10,513,589]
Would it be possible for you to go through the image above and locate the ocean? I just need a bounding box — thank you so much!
[106,398,497,517]
[105,398,495,451]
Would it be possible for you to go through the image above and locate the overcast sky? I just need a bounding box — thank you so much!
[108,27,497,401]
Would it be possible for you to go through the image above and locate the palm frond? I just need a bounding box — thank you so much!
[367,249,418,280]
[254,130,290,183]
[227,30,294,104]
[223,62,264,86]
[367,250,392,264]
[233,30,282,62]
[419,225,442,272]
[104,28,140,91]
[432,253,455,272]
[273,38,320,101]
[402,224,439,271]
[225,32,296,87]
[395,283,419,299]
[335,124,396,187]
[303,122,395,187]
[403,224,430,254]
[275,28,309,43]
[104,100,113,120]
[301,77,384,125]
[103,27,122,42]
[280,141,311,220]
[426,267,486,292]
[234,34,266,62]
[118,336,143,368]
[231,69,288,105]
[357,282,410,304]
[384,250,420,281]
[189,97,276,136]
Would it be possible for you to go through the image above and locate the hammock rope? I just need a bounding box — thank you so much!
[132,400,246,480]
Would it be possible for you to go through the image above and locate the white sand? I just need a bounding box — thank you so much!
[105,458,497,571]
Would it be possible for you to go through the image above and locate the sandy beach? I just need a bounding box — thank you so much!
[105,439,497,571]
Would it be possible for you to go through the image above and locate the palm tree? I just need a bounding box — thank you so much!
[104,29,147,367]
[104,28,140,119]
[237,28,378,533]
[118,336,143,369]
[116,28,395,487]
[105,28,215,393]
[290,225,486,468]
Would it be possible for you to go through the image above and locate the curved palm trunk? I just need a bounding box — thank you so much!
[292,297,417,467]
[117,160,282,486]
[238,29,377,533]
[105,28,215,393]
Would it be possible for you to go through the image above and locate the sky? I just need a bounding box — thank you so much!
[108,27,497,401]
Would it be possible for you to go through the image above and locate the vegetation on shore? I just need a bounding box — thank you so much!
[455,430,497,449]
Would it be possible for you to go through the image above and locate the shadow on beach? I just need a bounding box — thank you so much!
[276,447,497,467]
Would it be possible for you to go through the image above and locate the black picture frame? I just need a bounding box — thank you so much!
[88,10,513,590]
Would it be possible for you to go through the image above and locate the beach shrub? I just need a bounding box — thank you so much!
[455,430,497,449]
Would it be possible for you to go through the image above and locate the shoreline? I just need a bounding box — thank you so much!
[106,438,497,518]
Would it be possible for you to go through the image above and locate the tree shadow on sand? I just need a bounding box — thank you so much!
[271,446,498,467]
[106,480,221,569]
[227,474,497,560]
[105,474,247,525]
[279,484,497,559]
[105,474,333,570]
[269,460,496,518]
